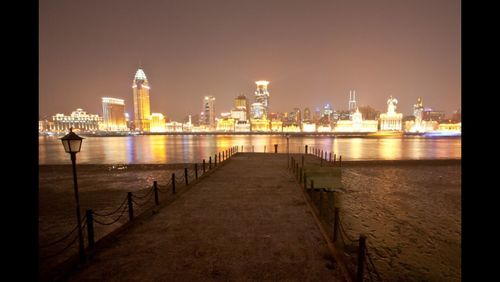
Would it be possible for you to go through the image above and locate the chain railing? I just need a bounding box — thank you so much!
[289,151,382,282]
[39,145,240,270]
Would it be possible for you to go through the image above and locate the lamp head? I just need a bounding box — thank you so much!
[60,128,84,154]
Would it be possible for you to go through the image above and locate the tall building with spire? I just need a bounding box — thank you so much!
[132,67,151,131]
[254,80,270,119]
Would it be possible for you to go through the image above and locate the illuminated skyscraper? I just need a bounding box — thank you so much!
[254,80,270,119]
[251,102,265,119]
[348,90,357,112]
[132,68,151,131]
[102,97,127,131]
[203,96,216,128]
[303,107,311,121]
[323,103,333,118]
[234,95,248,110]
[231,95,248,121]
[293,108,301,124]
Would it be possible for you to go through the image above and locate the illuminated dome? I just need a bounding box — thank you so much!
[134,68,147,81]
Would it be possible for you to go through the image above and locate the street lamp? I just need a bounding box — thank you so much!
[286,134,290,168]
[60,128,85,261]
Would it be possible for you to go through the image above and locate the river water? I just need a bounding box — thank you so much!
[39,135,461,164]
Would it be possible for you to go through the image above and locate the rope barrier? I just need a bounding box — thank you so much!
[132,186,154,199]
[367,261,374,282]
[366,246,383,281]
[157,185,170,193]
[39,223,79,248]
[93,205,128,226]
[93,195,129,218]
[131,195,153,207]
[164,178,173,187]
[175,177,184,184]
[339,217,358,243]
[39,232,79,259]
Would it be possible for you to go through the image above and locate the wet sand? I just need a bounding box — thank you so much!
[340,161,461,281]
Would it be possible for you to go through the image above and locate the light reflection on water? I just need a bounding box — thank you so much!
[39,135,461,165]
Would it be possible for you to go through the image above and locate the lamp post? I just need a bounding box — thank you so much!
[60,128,85,261]
[286,134,290,168]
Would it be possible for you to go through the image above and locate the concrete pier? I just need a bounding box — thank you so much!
[65,153,342,281]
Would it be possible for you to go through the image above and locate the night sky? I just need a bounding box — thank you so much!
[40,0,460,121]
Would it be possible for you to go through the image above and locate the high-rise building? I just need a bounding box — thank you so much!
[251,102,265,119]
[203,96,216,128]
[254,81,270,119]
[232,95,248,121]
[348,90,357,112]
[323,104,333,119]
[292,108,301,124]
[132,68,151,132]
[303,107,311,121]
[234,95,248,110]
[102,97,127,131]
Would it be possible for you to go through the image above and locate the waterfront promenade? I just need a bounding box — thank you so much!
[63,153,342,281]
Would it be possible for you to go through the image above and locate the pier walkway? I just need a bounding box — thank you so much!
[65,153,342,281]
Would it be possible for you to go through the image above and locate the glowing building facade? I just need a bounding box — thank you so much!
[334,108,378,132]
[406,97,426,133]
[254,80,270,119]
[203,96,216,129]
[132,68,151,132]
[303,107,311,121]
[50,108,102,132]
[348,90,357,112]
[150,113,166,132]
[379,96,403,131]
[102,97,127,131]
[251,102,265,119]
[231,95,248,121]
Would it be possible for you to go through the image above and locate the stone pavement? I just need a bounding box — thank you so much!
[66,153,342,281]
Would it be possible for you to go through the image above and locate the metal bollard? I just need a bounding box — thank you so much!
[203,159,206,173]
[357,235,367,282]
[333,207,340,243]
[172,173,176,194]
[154,181,159,205]
[184,168,188,185]
[127,192,134,220]
[319,190,323,216]
[86,209,95,248]
[195,163,198,179]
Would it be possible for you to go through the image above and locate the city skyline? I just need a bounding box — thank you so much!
[40,0,460,121]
